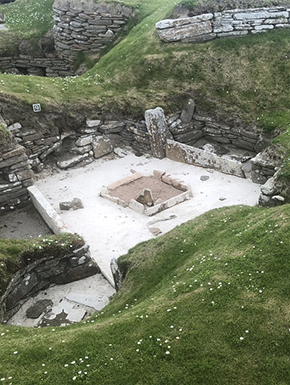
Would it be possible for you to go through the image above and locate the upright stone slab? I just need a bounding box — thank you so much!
[145,107,172,159]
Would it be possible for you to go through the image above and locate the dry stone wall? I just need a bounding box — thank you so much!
[53,0,133,61]
[0,242,99,323]
[156,6,290,42]
[0,98,281,212]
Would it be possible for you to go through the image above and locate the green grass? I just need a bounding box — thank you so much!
[0,233,83,297]
[1,204,290,384]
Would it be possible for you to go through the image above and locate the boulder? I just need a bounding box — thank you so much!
[59,197,84,210]
[180,98,195,124]
[136,188,154,207]
[92,136,113,158]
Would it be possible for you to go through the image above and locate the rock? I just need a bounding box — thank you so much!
[26,299,53,319]
[200,175,209,181]
[219,197,226,201]
[203,143,215,153]
[145,107,172,159]
[92,136,113,158]
[260,177,276,196]
[114,147,127,158]
[136,188,154,207]
[149,227,162,236]
[157,20,212,42]
[57,154,89,169]
[59,197,84,210]
[110,257,122,291]
[272,195,285,202]
[75,135,93,147]
[180,98,195,123]
[86,119,101,127]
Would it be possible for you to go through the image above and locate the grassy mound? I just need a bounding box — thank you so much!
[0,204,290,384]
[1,0,290,176]
[0,233,83,298]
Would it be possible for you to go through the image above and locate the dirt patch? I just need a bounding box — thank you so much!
[0,204,52,239]
[109,176,182,206]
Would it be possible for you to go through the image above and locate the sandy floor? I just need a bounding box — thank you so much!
[34,149,261,283]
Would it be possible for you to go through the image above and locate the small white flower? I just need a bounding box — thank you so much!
[165,351,170,354]
[240,337,244,341]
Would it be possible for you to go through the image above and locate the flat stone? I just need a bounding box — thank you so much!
[156,13,213,29]
[149,227,162,236]
[26,299,53,319]
[157,20,212,42]
[75,135,93,147]
[86,119,101,127]
[200,175,210,181]
[92,136,113,158]
[56,154,89,169]
[67,308,87,323]
[65,293,110,311]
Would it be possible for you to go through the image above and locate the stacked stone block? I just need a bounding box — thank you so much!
[156,6,290,42]
[53,0,133,61]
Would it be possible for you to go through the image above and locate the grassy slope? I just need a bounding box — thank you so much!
[1,204,290,384]
[1,0,290,174]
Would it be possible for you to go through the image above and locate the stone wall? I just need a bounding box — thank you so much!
[0,124,34,214]
[0,0,133,76]
[53,0,133,61]
[0,99,278,212]
[156,6,290,42]
[0,55,75,77]
[0,242,99,322]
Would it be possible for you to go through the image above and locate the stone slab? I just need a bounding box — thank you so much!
[28,185,71,234]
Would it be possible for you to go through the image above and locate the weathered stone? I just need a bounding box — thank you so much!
[59,197,84,210]
[57,154,89,169]
[157,20,212,42]
[110,257,122,291]
[180,98,195,124]
[75,135,93,147]
[200,175,210,181]
[86,119,101,127]
[155,13,213,29]
[26,299,53,319]
[92,136,113,158]
[136,188,154,207]
[99,121,125,134]
[145,107,172,159]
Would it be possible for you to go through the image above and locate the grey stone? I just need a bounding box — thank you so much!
[200,175,210,181]
[75,135,93,147]
[26,299,53,319]
[57,154,89,169]
[145,107,172,159]
[86,119,101,127]
[59,197,84,210]
[180,99,195,124]
[110,257,122,291]
[157,20,212,42]
[155,13,213,29]
[136,188,154,207]
[92,136,113,158]
[149,227,162,236]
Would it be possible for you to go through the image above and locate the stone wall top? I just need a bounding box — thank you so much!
[156,6,290,42]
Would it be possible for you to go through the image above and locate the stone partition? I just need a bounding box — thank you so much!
[156,6,290,42]
[53,0,133,61]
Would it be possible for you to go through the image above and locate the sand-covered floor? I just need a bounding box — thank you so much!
[35,149,261,283]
